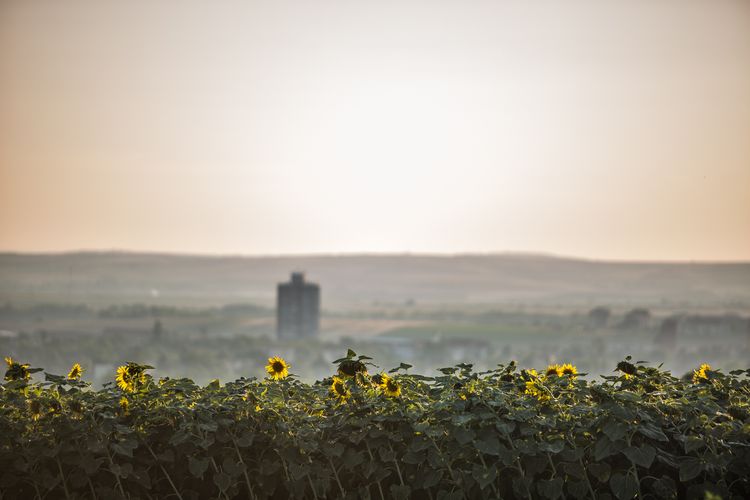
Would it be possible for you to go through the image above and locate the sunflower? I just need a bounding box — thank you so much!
[69,400,84,417]
[616,360,637,380]
[115,363,147,393]
[545,364,563,377]
[383,378,401,398]
[524,379,550,402]
[330,376,350,401]
[337,359,368,378]
[692,363,712,384]
[28,399,43,421]
[560,363,578,379]
[119,397,130,414]
[371,372,388,386]
[4,356,30,381]
[67,363,84,381]
[265,356,290,380]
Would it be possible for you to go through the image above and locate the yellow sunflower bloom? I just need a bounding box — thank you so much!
[383,378,401,398]
[560,363,578,379]
[67,363,84,380]
[525,380,550,402]
[265,356,290,380]
[119,397,129,414]
[115,364,147,393]
[371,372,389,387]
[545,364,563,377]
[330,376,350,401]
[4,356,31,381]
[692,363,712,384]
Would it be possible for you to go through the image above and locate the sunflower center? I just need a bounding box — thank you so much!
[272,362,284,372]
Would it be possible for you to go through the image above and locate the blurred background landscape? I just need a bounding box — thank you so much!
[2,0,749,387]
[2,251,748,385]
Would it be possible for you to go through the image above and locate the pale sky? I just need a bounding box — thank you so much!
[1,0,749,260]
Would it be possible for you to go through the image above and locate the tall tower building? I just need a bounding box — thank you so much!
[276,272,320,340]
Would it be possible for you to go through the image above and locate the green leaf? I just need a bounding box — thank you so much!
[495,420,516,434]
[214,471,231,492]
[189,456,210,479]
[683,436,704,453]
[609,472,637,500]
[421,469,443,489]
[651,476,677,499]
[603,420,628,441]
[472,463,497,490]
[561,462,586,480]
[615,391,641,402]
[111,439,137,458]
[566,480,590,499]
[638,422,668,442]
[390,485,411,500]
[401,450,425,464]
[679,457,703,482]
[474,436,501,456]
[537,478,564,499]
[323,442,345,458]
[588,463,611,483]
[81,455,105,475]
[453,427,475,445]
[621,445,656,468]
[109,463,132,479]
[236,432,254,448]
[288,462,309,481]
[539,439,565,454]
[223,456,245,477]
[594,437,619,461]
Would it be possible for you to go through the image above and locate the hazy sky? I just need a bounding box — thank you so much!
[1,0,749,260]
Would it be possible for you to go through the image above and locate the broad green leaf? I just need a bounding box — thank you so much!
[588,462,611,483]
[474,436,501,456]
[214,471,231,492]
[537,478,564,499]
[638,422,668,442]
[390,484,411,500]
[188,456,209,479]
[609,472,637,500]
[679,457,703,482]
[621,445,656,468]
[472,463,497,490]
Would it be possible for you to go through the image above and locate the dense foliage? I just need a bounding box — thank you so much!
[1,352,749,499]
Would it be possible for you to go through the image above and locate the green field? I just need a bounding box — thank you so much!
[1,352,748,499]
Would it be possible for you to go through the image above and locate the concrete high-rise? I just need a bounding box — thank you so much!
[276,272,320,340]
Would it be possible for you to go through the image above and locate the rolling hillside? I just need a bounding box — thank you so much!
[1,252,749,309]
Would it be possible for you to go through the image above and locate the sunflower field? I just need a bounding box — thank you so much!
[1,351,749,499]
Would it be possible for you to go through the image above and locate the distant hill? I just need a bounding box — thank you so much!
[1,252,749,309]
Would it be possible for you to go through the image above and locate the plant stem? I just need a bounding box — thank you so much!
[365,441,385,500]
[388,442,405,486]
[55,457,72,500]
[477,453,499,496]
[230,437,257,500]
[579,457,597,500]
[145,442,184,500]
[327,457,346,498]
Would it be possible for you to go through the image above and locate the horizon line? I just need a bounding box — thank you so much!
[1,248,749,265]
